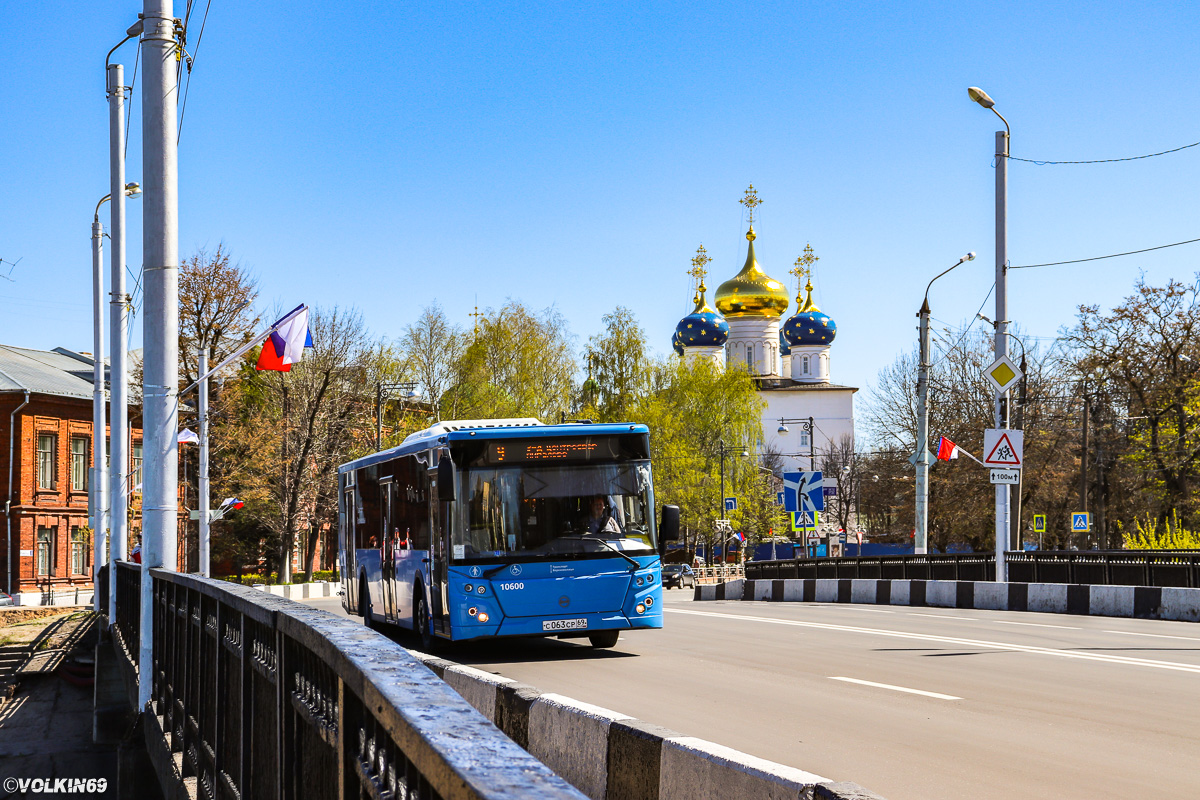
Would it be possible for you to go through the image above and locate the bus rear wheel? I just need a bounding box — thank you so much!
[414,590,435,651]
[588,631,620,649]
[360,582,375,630]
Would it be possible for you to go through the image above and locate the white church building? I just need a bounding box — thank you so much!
[671,188,856,471]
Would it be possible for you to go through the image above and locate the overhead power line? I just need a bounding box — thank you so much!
[1010,140,1200,165]
[1009,237,1200,270]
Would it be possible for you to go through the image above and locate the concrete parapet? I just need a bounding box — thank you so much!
[1160,587,1200,622]
[1089,585,1136,618]
[658,735,828,800]
[925,580,957,609]
[529,693,632,800]
[1026,583,1067,614]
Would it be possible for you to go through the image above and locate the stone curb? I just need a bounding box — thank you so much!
[695,578,1200,622]
[248,580,336,600]
[408,651,885,800]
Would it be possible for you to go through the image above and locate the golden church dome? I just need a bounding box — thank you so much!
[714,227,790,318]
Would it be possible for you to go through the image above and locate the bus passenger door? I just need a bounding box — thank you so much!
[343,484,358,612]
[430,470,449,634]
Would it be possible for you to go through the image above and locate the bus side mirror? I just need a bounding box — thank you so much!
[660,505,680,542]
[438,457,456,502]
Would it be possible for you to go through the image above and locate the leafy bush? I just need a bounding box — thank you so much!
[1121,511,1200,550]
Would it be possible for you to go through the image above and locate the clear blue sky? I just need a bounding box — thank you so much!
[3,1,1198,396]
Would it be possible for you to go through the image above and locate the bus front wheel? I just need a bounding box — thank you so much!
[588,631,620,649]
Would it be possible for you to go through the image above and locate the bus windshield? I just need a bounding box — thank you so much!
[455,462,656,562]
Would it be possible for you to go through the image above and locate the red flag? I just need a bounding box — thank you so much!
[936,436,959,461]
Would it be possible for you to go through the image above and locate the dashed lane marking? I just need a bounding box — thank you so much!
[829,676,962,701]
[907,613,977,621]
[993,620,1081,630]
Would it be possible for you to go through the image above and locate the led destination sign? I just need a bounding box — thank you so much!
[486,437,622,465]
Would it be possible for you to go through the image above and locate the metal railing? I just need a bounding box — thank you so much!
[746,553,994,582]
[746,550,1200,587]
[694,564,745,584]
[107,567,583,800]
[1006,550,1200,588]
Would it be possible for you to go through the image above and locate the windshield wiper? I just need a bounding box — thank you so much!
[588,537,640,570]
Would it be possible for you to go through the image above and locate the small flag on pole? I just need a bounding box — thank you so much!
[219,497,245,512]
[177,428,199,444]
[256,305,312,372]
[936,436,959,461]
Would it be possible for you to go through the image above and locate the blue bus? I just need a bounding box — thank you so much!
[338,418,679,649]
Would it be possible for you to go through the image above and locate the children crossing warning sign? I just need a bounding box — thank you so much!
[983,429,1023,468]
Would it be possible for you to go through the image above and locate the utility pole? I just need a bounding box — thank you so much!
[107,62,130,622]
[198,347,210,576]
[1080,391,1089,549]
[90,213,108,614]
[915,297,931,555]
[993,126,1010,581]
[139,0,180,710]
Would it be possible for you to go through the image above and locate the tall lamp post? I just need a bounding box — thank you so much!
[915,253,977,555]
[968,85,1012,582]
[716,440,748,563]
[92,184,140,613]
[776,417,816,470]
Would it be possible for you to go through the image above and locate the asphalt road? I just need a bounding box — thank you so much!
[302,590,1200,799]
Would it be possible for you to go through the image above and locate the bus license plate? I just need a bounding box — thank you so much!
[542,618,587,631]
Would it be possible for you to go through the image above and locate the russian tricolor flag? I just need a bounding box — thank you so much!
[256,305,312,372]
[936,436,960,461]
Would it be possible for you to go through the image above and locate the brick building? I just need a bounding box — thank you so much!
[0,345,147,605]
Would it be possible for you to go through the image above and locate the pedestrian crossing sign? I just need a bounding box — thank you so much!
[1033,514,1046,533]
[791,511,817,531]
[1072,512,1090,532]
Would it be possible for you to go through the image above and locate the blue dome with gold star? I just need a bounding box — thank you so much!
[674,286,729,351]
[783,281,836,347]
[779,329,791,356]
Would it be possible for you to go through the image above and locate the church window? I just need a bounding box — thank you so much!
[802,356,810,375]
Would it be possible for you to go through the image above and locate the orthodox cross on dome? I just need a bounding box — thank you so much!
[689,244,712,295]
[469,304,485,338]
[792,244,819,304]
[739,184,763,228]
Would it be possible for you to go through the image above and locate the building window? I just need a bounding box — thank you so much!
[132,442,143,489]
[71,437,89,491]
[800,431,810,448]
[746,348,754,368]
[37,434,57,489]
[802,356,810,375]
[37,526,56,576]
[71,527,88,575]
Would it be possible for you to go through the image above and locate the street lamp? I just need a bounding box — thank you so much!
[968,85,1013,582]
[776,417,816,470]
[376,382,420,450]
[91,182,140,610]
[915,252,976,555]
[715,440,749,564]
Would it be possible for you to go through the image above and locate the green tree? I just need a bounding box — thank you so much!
[442,300,576,421]
[628,357,764,562]
[584,306,649,422]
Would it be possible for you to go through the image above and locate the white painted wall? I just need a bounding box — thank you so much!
[759,388,856,472]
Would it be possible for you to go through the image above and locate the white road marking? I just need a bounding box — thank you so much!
[665,608,1200,674]
[994,620,1081,630]
[1104,629,1200,642]
[829,676,962,701]
[841,606,894,613]
[908,613,977,621]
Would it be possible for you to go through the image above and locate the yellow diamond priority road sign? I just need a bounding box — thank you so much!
[983,354,1023,393]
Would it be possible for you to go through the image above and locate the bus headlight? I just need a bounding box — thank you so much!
[464,584,474,593]
[477,585,486,594]
[468,606,478,616]
[636,603,646,614]
[477,612,489,623]
[635,576,644,586]
[644,596,654,607]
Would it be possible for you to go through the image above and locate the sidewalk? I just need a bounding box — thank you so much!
[0,611,119,795]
